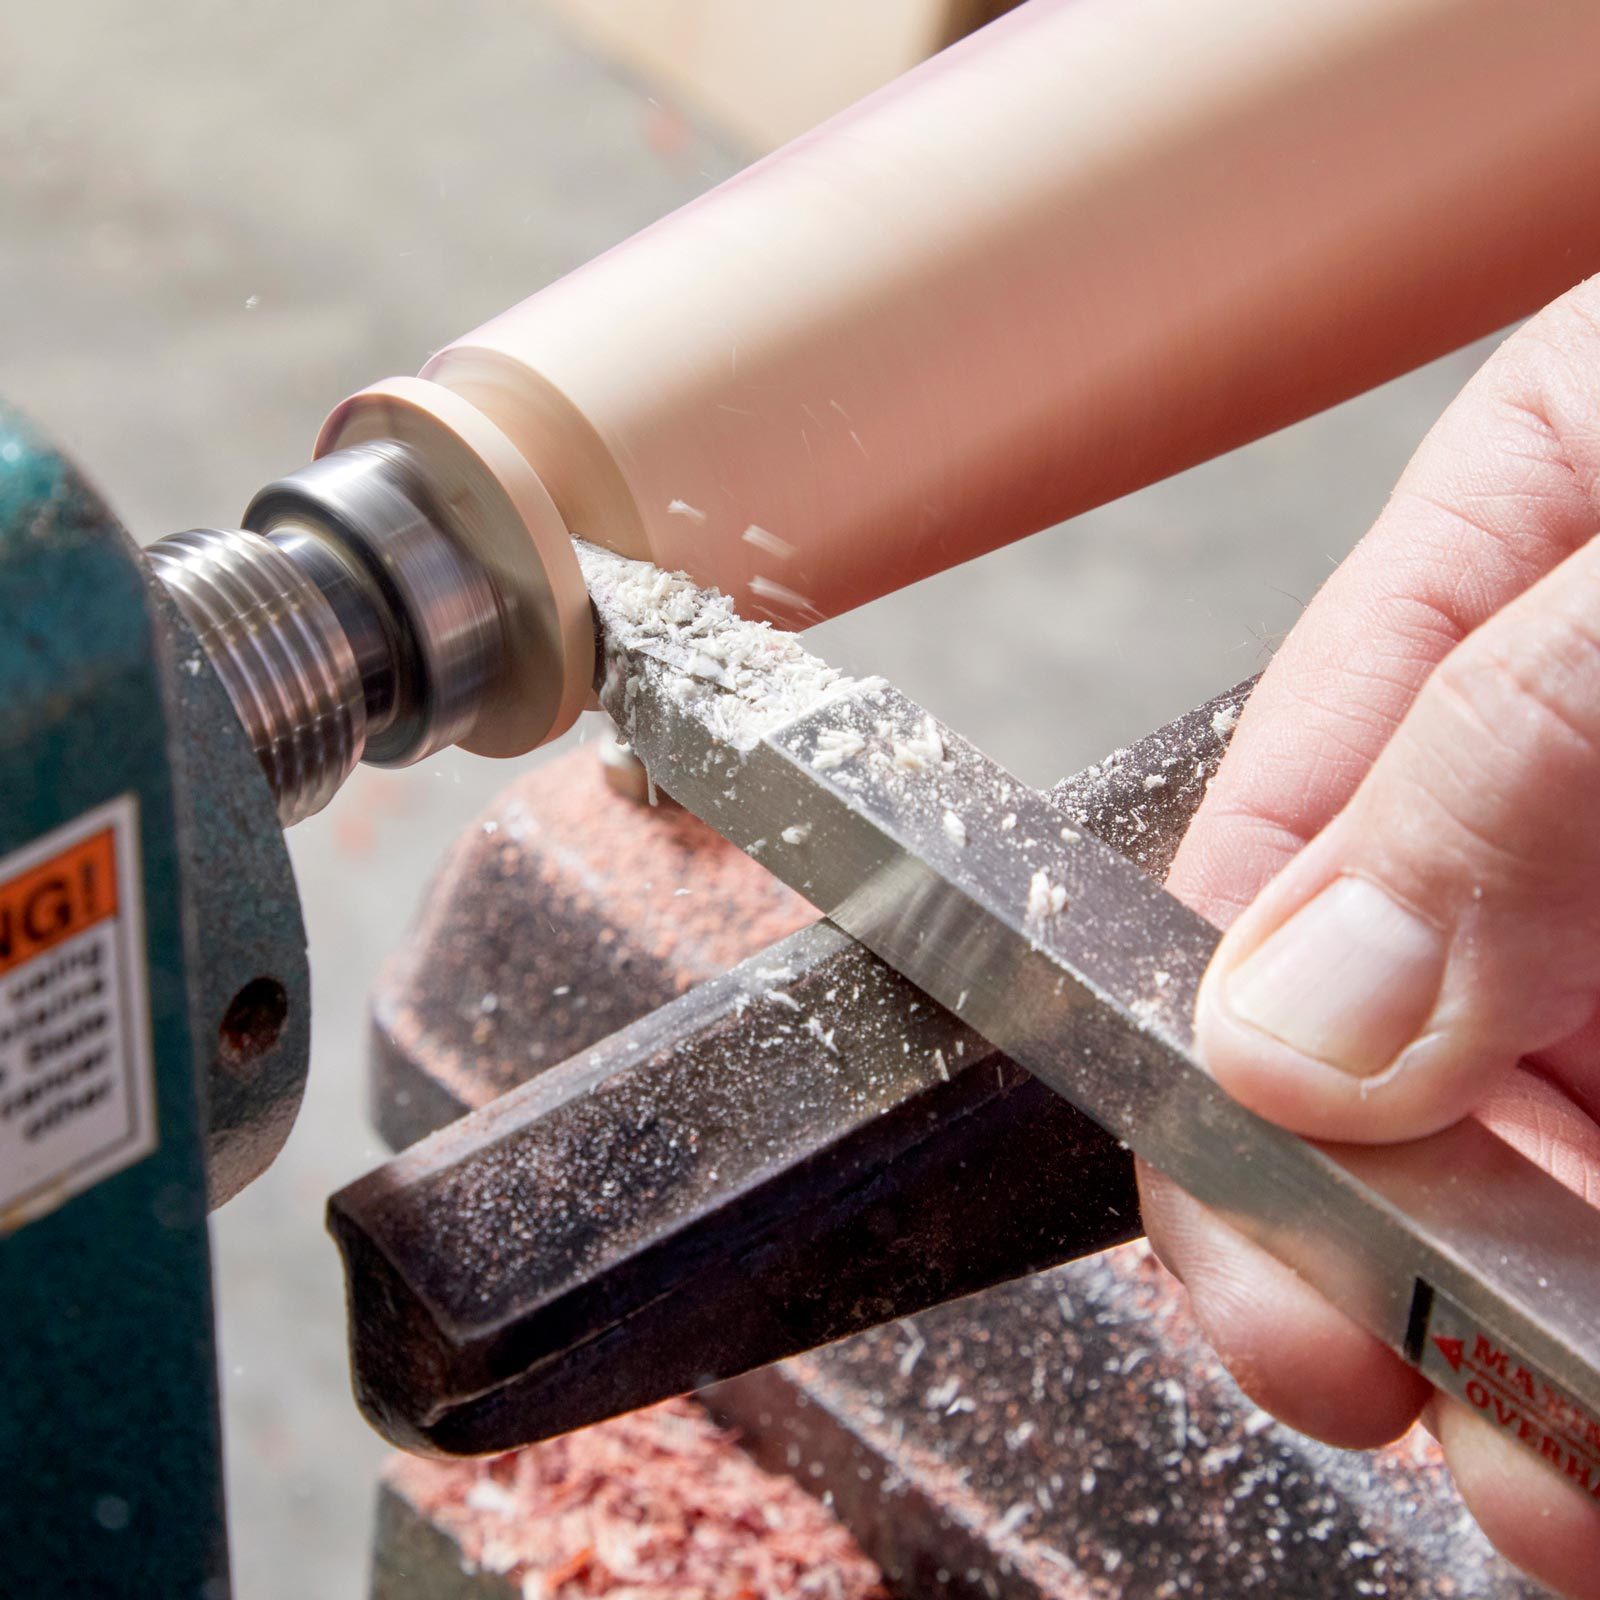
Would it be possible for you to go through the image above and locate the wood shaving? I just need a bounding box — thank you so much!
[1210,703,1240,739]
[1026,869,1067,926]
[741,523,797,560]
[579,543,881,752]
[804,1014,839,1055]
[388,1398,886,1600]
[891,717,944,772]
[811,728,866,772]
[748,574,824,622]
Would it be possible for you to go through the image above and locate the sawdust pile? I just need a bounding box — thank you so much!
[387,1398,887,1600]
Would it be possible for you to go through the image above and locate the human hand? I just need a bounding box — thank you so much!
[1141,277,1600,1598]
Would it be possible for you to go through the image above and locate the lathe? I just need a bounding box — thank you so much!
[6,0,1600,1594]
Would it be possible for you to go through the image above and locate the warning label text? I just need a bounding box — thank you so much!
[0,799,155,1228]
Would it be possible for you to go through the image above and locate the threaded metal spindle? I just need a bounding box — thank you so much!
[148,527,366,825]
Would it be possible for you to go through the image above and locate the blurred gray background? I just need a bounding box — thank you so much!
[0,2,1500,1594]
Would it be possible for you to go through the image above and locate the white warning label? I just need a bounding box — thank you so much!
[0,796,157,1229]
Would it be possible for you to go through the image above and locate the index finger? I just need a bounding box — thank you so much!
[1168,278,1600,927]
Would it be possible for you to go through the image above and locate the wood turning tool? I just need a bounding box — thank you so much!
[326,547,1600,1506]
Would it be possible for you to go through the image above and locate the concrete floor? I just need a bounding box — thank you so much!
[0,3,1503,1595]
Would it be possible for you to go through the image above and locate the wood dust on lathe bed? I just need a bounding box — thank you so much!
[384,1398,887,1598]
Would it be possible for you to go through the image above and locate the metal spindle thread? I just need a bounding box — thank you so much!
[150,443,507,824]
[148,527,366,826]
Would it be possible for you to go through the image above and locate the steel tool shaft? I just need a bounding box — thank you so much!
[585,545,1600,1496]
[329,674,1246,1453]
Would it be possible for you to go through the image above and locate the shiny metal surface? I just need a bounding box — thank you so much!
[150,439,513,821]
[257,515,399,740]
[146,527,365,826]
[316,376,594,760]
[594,569,1600,1494]
[246,442,502,767]
[141,563,313,1208]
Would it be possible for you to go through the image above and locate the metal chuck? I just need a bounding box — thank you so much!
[146,443,503,825]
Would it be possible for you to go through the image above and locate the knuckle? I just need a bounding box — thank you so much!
[1512,277,1600,371]
[1393,615,1600,882]
[1450,606,1600,765]
[1532,275,1600,352]
[1492,285,1600,484]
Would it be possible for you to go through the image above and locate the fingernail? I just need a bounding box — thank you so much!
[1222,876,1446,1077]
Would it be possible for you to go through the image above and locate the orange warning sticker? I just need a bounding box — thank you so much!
[0,826,119,978]
[0,798,156,1230]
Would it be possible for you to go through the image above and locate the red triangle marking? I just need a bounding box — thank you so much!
[1432,1336,1464,1372]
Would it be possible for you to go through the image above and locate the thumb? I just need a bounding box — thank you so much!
[1197,530,1600,1142]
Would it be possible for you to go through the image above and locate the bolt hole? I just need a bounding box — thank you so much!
[219,977,289,1070]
